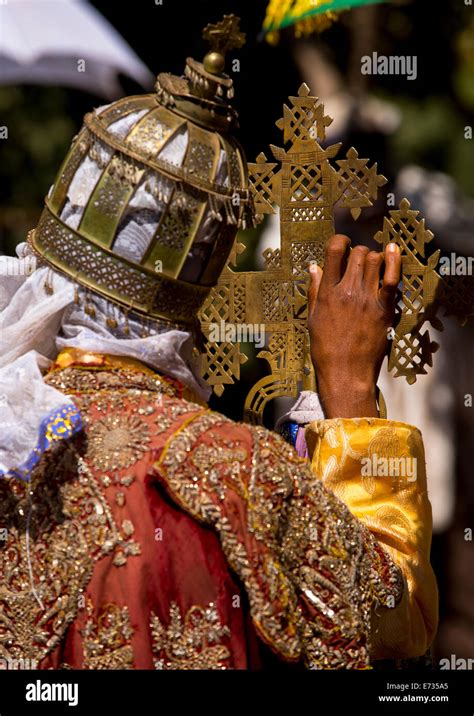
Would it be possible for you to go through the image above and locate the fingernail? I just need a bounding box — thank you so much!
[309,262,319,273]
[386,243,399,253]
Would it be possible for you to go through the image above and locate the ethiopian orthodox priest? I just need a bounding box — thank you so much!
[0,15,437,670]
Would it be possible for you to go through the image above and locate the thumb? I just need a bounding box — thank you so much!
[378,242,401,312]
[308,263,323,321]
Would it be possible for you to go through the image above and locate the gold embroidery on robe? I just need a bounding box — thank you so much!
[154,413,403,669]
[82,600,135,669]
[0,403,141,665]
[86,412,151,471]
[0,364,206,667]
[150,602,231,670]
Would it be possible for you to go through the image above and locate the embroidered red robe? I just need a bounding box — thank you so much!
[0,357,406,670]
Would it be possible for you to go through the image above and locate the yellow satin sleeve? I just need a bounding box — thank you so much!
[305,417,439,660]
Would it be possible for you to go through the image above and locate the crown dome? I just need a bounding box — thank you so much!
[28,15,254,327]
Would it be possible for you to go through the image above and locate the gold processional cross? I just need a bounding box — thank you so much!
[198,84,474,424]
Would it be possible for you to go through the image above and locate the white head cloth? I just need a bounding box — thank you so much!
[0,242,210,480]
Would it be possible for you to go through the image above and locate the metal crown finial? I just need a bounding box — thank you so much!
[202,15,245,75]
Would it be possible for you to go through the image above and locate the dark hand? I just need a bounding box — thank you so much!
[307,235,401,419]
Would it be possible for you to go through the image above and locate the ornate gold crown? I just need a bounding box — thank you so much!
[28,15,254,328]
[198,84,474,423]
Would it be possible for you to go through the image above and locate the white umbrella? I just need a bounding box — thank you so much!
[0,0,154,98]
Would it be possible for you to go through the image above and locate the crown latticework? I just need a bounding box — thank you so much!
[29,78,252,325]
[28,16,258,329]
[198,84,473,423]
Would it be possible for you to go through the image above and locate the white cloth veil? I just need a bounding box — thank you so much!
[0,241,210,480]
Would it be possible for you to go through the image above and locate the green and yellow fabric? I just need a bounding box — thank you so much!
[263,0,385,42]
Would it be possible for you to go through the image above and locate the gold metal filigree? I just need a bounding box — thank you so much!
[198,84,473,422]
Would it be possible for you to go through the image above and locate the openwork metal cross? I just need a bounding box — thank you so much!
[198,84,474,424]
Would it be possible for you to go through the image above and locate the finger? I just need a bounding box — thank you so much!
[364,251,384,293]
[340,244,370,288]
[308,263,323,321]
[379,243,402,310]
[322,234,351,286]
